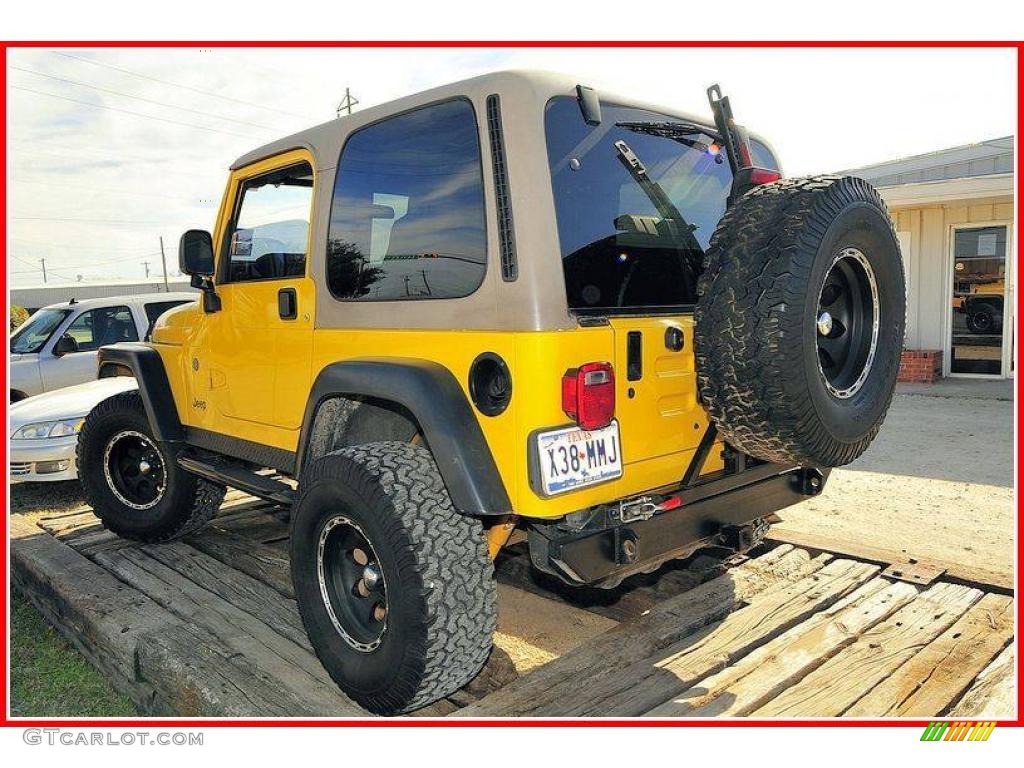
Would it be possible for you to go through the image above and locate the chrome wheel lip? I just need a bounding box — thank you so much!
[102,429,167,510]
[317,514,388,653]
[816,247,880,400]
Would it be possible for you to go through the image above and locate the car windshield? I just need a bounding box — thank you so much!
[545,96,777,315]
[10,308,71,354]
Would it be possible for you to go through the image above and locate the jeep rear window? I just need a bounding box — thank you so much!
[326,98,487,302]
[545,96,777,315]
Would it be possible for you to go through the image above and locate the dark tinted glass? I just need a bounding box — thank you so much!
[65,306,138,352]
[546,97,774,314]
[143,300,190,325]
[327,99,487,301]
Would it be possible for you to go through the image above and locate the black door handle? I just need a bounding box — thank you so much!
[278,288,297,320]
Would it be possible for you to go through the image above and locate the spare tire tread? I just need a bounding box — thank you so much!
[695,175,903,467]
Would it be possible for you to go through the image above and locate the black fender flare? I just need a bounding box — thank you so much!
[97,343,184,442]
[298,358,512,517]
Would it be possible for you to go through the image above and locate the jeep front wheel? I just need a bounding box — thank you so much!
[77,391,226,542]
[290,441,497,715]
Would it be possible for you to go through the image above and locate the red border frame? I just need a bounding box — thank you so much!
[2,39,1021,730]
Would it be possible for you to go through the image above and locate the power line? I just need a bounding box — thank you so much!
[12,65,284,133]
[11,85,263,140]
[13,177,209,203]
[13,216,181,225]
[54,51,316,121]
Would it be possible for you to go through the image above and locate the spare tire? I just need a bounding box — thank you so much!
[695,175,905,467]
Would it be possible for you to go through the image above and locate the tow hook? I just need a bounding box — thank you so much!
[792,468,825,496]
[616,494,683,524]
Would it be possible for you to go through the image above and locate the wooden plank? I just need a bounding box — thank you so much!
[845,593,1013,717]
[459,546,827,716]
[949,644,1016,719]
[555,557,879,717]
[766,528,1013,595]
[11,514,168,713]
[137,542,309,647]
[93,546,364,715]
[212,508,291,543]
[185,527,294,598]
[12,514,333,716]
[492,544,709,622]
[36,510,102,539]
[647,577,921,717]
[753,582,983,717]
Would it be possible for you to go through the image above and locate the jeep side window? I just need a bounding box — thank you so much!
[326,98,487,301]
[64,306,138,352]
[224,162,314,282]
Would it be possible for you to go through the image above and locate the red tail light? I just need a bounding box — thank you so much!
[562,362,615,431]
[747,167,782,186]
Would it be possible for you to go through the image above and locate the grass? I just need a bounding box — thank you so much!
[10,590,136,717]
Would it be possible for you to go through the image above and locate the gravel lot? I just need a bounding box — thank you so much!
[775,379,1014,583]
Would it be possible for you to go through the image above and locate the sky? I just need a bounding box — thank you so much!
[7,46,1017,287]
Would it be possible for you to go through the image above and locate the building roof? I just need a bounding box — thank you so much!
[843,136,1013,187]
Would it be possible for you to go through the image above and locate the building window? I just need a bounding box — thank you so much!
[326,99,487,301]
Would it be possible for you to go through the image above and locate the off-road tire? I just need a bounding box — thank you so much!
[695,175,906,467]
[290,441,496,715]
[77,391,225,542]
[965,301,1001,334]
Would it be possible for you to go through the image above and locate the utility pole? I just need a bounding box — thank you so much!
[39,258,47,284]
[159,236,170,292]
[142,260,151,279]
[336,87,359,118]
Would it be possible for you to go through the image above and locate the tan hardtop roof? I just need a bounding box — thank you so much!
[229,69,734,171]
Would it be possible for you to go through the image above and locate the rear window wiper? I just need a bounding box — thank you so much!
[615,120,722,154]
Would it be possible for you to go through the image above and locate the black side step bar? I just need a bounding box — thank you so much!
[177,455,295,506]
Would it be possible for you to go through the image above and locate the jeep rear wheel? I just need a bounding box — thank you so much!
[78,392,226,542]
[290,441,497,715]
[695,175,906,467]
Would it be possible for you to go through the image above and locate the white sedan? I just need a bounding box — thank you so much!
[10,376,138,483]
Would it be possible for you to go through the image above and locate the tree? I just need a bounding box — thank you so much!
[10,304,29,332]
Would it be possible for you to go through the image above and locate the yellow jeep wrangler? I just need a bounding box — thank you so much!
[78,71,905,715]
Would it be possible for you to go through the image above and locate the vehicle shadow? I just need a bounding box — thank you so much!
[10,481,87,516]
[847,391,1012,487]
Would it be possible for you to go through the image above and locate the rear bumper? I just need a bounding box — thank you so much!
[9,436,79,483]
[529,463,826,587]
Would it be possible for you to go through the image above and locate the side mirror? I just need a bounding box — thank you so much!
[179,229,221,313]
[179,229,215,277]
[52,334,78,357]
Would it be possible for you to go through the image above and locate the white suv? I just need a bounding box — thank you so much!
[10,292,195,401]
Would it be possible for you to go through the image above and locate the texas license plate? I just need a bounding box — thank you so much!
[535,421,623,496]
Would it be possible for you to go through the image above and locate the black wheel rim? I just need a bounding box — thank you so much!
[103,430,166,510]
[815,247,880,399]
[317,515,388,652]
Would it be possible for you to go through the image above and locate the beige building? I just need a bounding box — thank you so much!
[846,137,1014,380]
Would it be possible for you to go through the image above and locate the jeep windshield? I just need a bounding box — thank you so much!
[10,308,71,354]
[545,96,776,315]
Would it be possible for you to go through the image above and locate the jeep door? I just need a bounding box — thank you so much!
[201,151,316,435]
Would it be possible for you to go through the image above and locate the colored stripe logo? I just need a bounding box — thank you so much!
[921,722,996,741]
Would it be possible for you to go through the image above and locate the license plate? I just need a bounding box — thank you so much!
[535,421,623,496]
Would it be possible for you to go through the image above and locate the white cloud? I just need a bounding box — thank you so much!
[7,46,1016,286]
